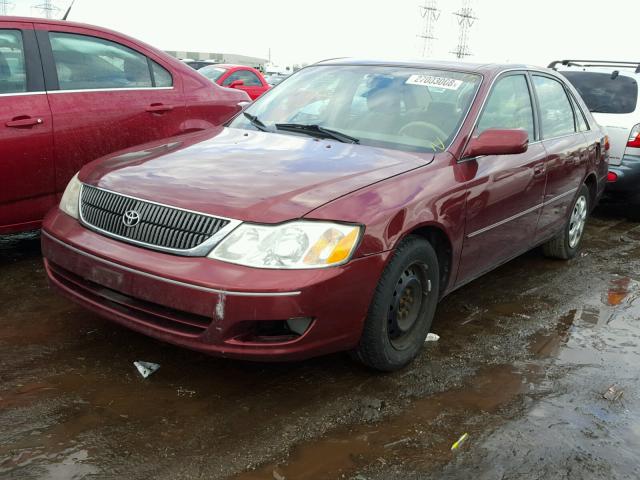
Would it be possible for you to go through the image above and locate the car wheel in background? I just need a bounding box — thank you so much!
[353,235,439,372]
[543,184,590,260]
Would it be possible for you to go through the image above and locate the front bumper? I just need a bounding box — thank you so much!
[606,154,640,196]
[42,209,389,361]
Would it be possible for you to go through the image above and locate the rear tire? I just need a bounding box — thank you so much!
[543,184,590,260]
[353,235,440,372]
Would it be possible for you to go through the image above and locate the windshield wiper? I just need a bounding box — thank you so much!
[274,123,360,144]
[243,112,271,132]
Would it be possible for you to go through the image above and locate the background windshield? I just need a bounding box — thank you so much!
[229,65,481,152]
[561,71,638,114]
[200,66,227,82]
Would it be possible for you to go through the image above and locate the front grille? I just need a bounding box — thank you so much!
[80,185,230,253]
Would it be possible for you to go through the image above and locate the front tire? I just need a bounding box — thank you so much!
[543,184,590,259]
[353,235,440,372]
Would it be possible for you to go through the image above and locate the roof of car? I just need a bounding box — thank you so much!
[210,64,258,70]
[314,58,532,74]
[555,65,640,78]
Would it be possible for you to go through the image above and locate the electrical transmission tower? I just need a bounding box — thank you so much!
[418,0,440,57]
[0,0,14,15]
[451,0,477,59]
[33,0,60,18]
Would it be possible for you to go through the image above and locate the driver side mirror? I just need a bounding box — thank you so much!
[228,79,245,89]
[463,129,529,158]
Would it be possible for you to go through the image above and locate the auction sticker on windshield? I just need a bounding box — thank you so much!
[406,74,463,90]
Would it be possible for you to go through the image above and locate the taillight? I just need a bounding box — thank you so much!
[604,135,610,151]
[607,171,618,182]
[628,124,640,148]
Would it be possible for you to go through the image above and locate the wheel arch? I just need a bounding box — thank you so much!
[396,224,453,297]
[583,172,598,210]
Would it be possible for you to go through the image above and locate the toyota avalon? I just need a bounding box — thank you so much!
[41,59,608,371]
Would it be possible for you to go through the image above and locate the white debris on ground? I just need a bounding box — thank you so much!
[425,333,440,342]
[603,385,624,402]
[134,361,161,379]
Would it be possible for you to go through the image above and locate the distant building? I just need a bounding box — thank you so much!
[164,50,267,69]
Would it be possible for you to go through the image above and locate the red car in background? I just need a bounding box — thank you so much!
[199,64,270,100]
[0,17,248,234]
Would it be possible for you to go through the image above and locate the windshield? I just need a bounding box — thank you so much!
[561,71,638,114]
[228,65,482,152]
[199,66,227,83]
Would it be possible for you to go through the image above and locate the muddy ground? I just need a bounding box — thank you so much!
[1,205,639,480]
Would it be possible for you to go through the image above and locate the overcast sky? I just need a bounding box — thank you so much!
[8,0,638,67]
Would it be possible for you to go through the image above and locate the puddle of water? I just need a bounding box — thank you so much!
[235,364,534,480]
[237,271,640,479]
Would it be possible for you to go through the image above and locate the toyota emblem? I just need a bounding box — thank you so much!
[122,210,141,227]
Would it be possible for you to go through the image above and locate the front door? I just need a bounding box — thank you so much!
[457,73,546,283]
[222,68,266,100]
[0,23,54,233]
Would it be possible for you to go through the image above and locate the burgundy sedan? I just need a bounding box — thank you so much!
[41,59,608,371]
[199,64,270,100]
[0,17,248,235]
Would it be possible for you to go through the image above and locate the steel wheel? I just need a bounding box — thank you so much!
[387,263,429,350]
[353,235,440,371]
[568,194,587,248]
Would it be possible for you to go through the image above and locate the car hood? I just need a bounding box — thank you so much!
[80,127,433,223]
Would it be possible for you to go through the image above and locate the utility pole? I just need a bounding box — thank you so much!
[418,0,440,57]
[33,0,60,19]
[0,0,14,15]
[451,0,477,59]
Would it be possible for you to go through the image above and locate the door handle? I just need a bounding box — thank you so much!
[533,163,546,177]
[6,117,43,128]
[146,103,173,113]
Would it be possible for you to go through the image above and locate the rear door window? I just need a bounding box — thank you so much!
[560,71,638,114]
[532,75,576,139]
[0,29,27,94]
[476,74,535,140]
[49,32,162,91]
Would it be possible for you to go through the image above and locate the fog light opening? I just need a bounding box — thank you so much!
[607,171,618,183]
[286,317,314,336]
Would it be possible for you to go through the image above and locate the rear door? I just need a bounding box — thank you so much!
[531,73,589,243]
[0,22,54,233]
[34,24,187,195]
[457,72,546,282]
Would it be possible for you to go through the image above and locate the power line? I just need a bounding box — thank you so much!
[0,0,14,15]
[418,0,440,57]
[451,0,478,59]
[33,0,60,19]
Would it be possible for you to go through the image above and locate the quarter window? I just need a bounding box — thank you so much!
[151,60,172,87]
[224,69,262,87]
[476,74,535,140]
[570,94,589,132]
[49,32,169,90]
[0,29,27,94]
[533,75,576,139]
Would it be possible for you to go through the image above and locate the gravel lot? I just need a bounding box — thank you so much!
[1,205,639,479]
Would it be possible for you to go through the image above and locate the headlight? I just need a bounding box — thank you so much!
[208,221,362,269]
[59,173,81,219]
